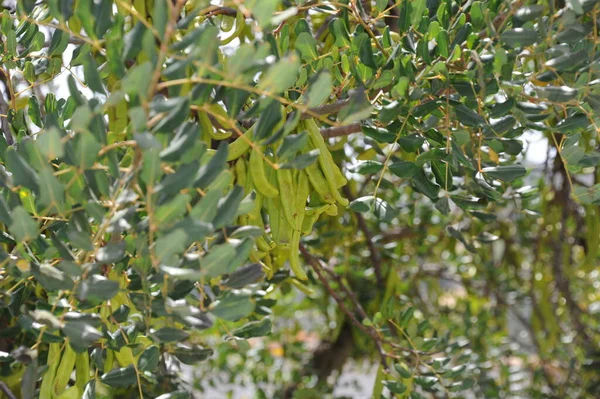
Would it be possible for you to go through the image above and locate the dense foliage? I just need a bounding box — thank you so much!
[0,0,599,398]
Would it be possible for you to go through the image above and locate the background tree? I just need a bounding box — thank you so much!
[0,0,599,398]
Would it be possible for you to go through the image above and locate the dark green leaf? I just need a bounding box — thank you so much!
[232,317,272,339]
[279,150,320,169]
[195,142,228,190]
[389,160,419,178]
[212,185,244,229]
[211,292,254,321]
[201,243,237,278]
[500,28,539,47]
[482,165,527,182]
[9,207,38,242]
[224,263,265,288]
[152,328,189,343]
[5,147,40,192]
[101,365,137,387]
[173,345,213,365]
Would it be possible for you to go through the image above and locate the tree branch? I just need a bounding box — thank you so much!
[200,5,237,18]
[0,382,17,399]
[342,185,384,289]
[300,245,389,367]
[320,123,362,138]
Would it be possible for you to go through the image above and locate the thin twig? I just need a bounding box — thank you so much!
[0,382,17,399]
[342,185,384,289]
[300,246,390,367]
[201,6,237,18]
[320,123,362,138]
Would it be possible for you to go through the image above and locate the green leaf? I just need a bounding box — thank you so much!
[9,207,38,242]
[348,196,372,212]
[101,365,137,388]
[32,263,72,292]
[362,126,396,143]
[500,28,539,48]
[62,322,102,350]
[153,0,167,39]
[202,243,237,278]
[6,29,16,58]
[411,170,440,199]
[111,305,130,323]
[295,32,318,61]
[453,104,485,127]
[82,381,95,399]
[155,229,188,262]
[562,146,585,166]
[189,189,221,223]
[96,242,126,264]
[0,196,12,226]
[514,5,544,21]
[74,133,101,169]
[353,32,377,69]
[36,128,63,159]
[389,160,419,178]
[5,147,40,192]
[195,142,228,189]
[83,54,105,94]
[279,149,320,169]
[211,292,254,321]
[254,100,283,141]
[348,196,395,221]
[152,327,189,343]
[155,161,199,198]
[232,317,272,338]
[152,97,190,134]
[121,62,153,95]
[482,165,527,182]
[141,148,163,186]
[173,345,213,365]
[224,263,265,288]
[48,28,70,56]
[154,194,191,226]
[160,122,200,162]
[160,264,203,281]
[28,96,43,127]
[38,168,65,212]
[555,114,590,133]
[259,55,300,93]
[536,86,578,102]
[398,134,425,152]
[77,275,120,301]
[348,160,383,175]
[305,71,332,107]
[277,132,309,160]
[574,184,600,204]
[212,185,244,229]
[155,391,191,399]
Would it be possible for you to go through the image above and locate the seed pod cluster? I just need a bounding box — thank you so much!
[223,118,348,280]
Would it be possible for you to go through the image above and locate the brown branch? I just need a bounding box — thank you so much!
[342,185,384,289]
[552,204,593,344]
[200,6,237,18]
[320,123,362,138]
[0,382,17,399]
[300,245,389,367]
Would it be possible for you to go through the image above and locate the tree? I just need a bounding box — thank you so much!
[0,0,599,398]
